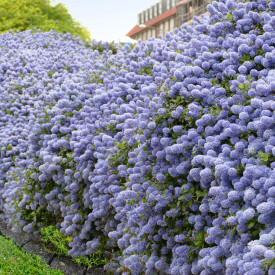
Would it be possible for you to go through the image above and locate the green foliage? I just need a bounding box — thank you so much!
[0,236,63,275]
[139,65,153,76]
[89,73,104,84]
[4,108,14,115]
[245,217,266,237]
[209,104,222,119]
[48,70,55,78]
[19,169,58,227]
[160,181,210,263]
[109,140,137,167]
[155,93,199,141]
[59,147,74,166]
[239,53,252,64]
[85,42,118,54]
[227,215,265,240]
[234,162,245,176]
[261,242,275,272]
[40,226,108,268]
[40,226,71,255]
[258,151,275,167]
[177,188,206,206]
[6,144,12,151]
[0,0,90,41]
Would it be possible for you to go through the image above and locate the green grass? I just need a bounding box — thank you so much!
[0,235,63,275]
[40,226,108,269]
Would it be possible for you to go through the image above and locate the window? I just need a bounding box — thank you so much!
[159,1,163,14]
[167,0,170,10]
[141,13,144,24]
[150,8,153,19]
[170,18,174,31]
[189,4,193,19]
[172,0,176,7]
[165,21,169,33]
[160,23,164,37]
[137,14,141,25]
[154,5,158,17]
[143,32,147,40]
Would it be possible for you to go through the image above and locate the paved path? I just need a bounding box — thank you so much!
[0,220,106,275]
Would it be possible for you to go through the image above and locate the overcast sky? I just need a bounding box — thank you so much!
[54,0,158,42]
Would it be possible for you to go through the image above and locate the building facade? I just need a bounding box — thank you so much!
[126,0,211,41]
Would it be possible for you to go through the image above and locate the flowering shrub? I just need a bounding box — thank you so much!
[0,0,275,274]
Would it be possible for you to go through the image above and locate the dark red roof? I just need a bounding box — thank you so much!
[126,7,178,37]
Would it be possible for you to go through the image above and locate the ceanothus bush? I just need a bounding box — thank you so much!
[0,0,274,274]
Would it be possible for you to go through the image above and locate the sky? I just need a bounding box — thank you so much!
[54,0,158,42]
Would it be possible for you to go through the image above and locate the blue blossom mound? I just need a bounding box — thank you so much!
[0,0,275,274]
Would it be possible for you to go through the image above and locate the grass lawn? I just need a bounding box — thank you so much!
[0,235,63,275]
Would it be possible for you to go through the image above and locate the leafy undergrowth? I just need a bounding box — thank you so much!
[0,235,63,275]
[40,226,108,269]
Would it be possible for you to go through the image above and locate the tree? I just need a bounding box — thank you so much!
[0,0,90,40]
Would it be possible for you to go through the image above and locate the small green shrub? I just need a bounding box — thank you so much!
[40,226,108,268]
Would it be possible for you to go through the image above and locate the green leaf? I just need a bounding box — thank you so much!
[261,259,270,265]
[247,222,255,229]
[76,105,82,111]
[66,153,73,159]
[178,195,185,201]
[258,151,269,160]
[196,190,205,197]
[252,230,259,236]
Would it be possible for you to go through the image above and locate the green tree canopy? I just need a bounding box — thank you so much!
[0,0,90,40]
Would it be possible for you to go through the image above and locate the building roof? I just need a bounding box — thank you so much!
[126,25,144,38]
[126,7,177,37]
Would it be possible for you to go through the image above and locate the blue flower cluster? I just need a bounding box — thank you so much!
[0,0,275,274]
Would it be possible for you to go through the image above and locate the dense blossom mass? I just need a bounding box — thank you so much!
[0,0,275,274]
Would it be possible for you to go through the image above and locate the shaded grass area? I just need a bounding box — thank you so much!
[0,235,63,275]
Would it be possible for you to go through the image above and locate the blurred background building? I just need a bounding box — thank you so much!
[126,0,211,41]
